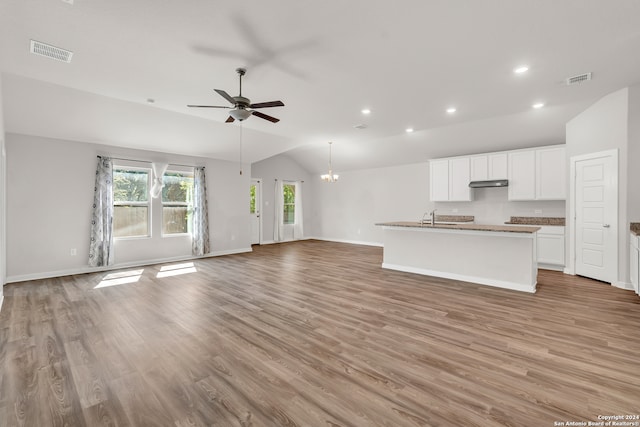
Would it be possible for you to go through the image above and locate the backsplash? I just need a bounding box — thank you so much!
[433,187,566,225]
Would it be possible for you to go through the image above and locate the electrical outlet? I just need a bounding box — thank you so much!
[357,228,361,235]
[452,208,459,213]
[70,248,77,256]
[534,209,542,214]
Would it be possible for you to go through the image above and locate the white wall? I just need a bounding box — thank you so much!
[310,163,429,245]
[309,162,565,246]
[565,87,630,285]
[0,79,6,306]
[5,133,251,282]
[628,85,640,223]
[251,154,312,243]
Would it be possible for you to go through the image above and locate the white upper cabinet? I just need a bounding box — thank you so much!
[508,146,566,201]
[470,156,489,181]
[429,158,472,202]
[536,147,566,200]
[488,153,508,179]
[431,145,564,202]
[449,157,472,201]
[470,154,507,181]
[508,150,536,200]
[429,159,449,201]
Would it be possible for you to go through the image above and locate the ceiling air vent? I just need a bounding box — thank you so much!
[354,124,368,130]
[566,72,592,86]
[30,40,73,63]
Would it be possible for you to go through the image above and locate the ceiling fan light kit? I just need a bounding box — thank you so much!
[188,67,284,123]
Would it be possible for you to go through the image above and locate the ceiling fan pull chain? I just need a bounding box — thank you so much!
[239,122,243,175]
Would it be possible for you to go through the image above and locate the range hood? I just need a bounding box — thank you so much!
[469,179,509,188]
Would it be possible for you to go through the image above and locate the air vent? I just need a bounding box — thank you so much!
[566,72,592,86]
[354,124,368,130]
[30,40,73,63]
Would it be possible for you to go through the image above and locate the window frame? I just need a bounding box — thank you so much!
[112,166,152,240]
[282,181,296,225]
[161,169,194,237]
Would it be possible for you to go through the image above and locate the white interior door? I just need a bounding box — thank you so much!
[574,152,617,283]
[250,179,261,245]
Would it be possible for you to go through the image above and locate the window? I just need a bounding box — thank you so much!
[249,184,256,214]
[113,168,150,238]
[162,171,194,235]
[283,183,295,225]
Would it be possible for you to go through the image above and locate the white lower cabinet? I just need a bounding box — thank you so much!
[537,226,565,269]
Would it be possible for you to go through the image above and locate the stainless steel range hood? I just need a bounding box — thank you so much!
[468,179,509,188]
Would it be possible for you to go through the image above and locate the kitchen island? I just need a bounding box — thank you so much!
[376,221,540,293]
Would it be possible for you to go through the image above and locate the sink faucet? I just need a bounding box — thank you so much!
[421,209,437,226]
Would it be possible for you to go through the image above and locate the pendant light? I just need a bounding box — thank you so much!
[321,141,339,182]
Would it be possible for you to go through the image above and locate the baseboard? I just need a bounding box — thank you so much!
[306,236,384,247]
[613,280,634,291]
[563,267,575,275]
[538,264,564,272]
[381,262,537,293]
[258,238,312,245]
[5,247,253,284]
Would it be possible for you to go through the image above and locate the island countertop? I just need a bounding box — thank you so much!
[376,221,540,234]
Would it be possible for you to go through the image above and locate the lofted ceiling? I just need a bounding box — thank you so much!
[1,0,640,174]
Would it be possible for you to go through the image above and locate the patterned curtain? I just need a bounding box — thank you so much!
[273,179,284,242]
[88,156,114,267]
[192,167,210,256]
[293,181,304,239]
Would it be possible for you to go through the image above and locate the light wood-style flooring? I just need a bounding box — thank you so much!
[1,240,639,426]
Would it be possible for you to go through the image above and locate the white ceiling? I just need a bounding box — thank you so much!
[1,0,640,173]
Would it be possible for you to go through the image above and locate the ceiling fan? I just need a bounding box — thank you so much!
[188,68,284,123]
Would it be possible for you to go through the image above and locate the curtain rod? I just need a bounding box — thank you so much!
[274,179,304,183]
[97,155,201,169]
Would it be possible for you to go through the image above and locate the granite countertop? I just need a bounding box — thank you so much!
[631,223,640,236]
[504,216,566,226]
[376,221,540,234]
[433,215,474,223]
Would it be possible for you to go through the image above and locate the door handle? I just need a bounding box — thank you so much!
[603,224,610,228]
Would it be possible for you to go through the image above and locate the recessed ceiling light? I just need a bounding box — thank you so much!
[514,65,529,74]
[532,102,544,109]
[446,107,457,114]
[405,128,414,133]
[361,108,371,115]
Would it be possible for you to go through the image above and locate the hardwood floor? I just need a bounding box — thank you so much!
[1,240,639,426]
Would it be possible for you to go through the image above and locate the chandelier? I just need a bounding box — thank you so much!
[321,141,339,182]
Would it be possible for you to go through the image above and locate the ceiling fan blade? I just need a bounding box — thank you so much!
[252,110,280,123]
[225,116,235,123]
[249,100,285,109]
[214,89,236,105]
[187,105,231,108]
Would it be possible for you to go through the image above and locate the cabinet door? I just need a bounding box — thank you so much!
[508,151,536,200]
[429,159,449,201]
[488,153,508,179]
[449,157,472,201]
[536,147,566,200]
[470,156,488,181]
[537,234,565,265]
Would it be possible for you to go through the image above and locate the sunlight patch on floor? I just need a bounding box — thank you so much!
[156,262,197,278]
[95,269,144,288]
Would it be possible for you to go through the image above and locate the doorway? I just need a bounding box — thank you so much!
[570,149,618,284]
[250,178,262,245]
